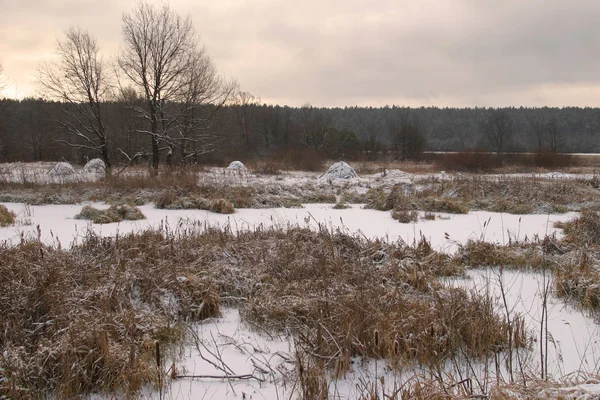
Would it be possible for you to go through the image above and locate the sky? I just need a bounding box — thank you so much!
[1,0,600,107]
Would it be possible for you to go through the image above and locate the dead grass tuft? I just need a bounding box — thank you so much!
[0,204,16,226]
[392,209,419,223]
[559,209,600,245]
[156,192,235,214]
[0,231,220,398]
[75,204,146,224]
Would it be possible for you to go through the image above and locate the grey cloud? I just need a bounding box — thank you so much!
[3,0,600,106]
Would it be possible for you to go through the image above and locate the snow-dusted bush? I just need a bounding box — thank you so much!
[320,161,358,181]
[48,162,76,176]
[227,160,246,170]
[83,158,106,175]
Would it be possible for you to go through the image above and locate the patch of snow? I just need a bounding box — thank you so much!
[48,162,76,176]
[320,161,358,181]
[83,158,106,175]
[448,269,600,380]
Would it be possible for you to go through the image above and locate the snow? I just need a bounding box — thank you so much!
[146,308,294,400]
[83,158,106,175]
[319,161,358,181]
[0,202,574,253]
[2,200,599,399]
[226,161,246,170]
[447,269,600,380]
[48,161,76,176]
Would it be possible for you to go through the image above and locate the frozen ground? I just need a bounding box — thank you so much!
[2,200,597,398]
[2,161,599,398]
[0,202,574,252]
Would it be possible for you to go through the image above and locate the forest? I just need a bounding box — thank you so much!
[1,98,600,166]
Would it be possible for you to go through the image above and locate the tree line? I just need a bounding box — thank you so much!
[2,99,600,166]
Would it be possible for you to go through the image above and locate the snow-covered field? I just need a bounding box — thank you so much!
[2,200,597,398]
[0,202,574,252]
[3,162,600,399]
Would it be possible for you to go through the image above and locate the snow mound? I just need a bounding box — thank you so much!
[48,162,76,176]
[83,158,106,175]
[320,161,358,181]
[227,161,246,170]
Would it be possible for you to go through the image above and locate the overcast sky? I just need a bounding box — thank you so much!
[2,0,600,107]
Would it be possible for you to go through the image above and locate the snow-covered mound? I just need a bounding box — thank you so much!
[320,161,358,181]
[83,158,106,175]
[227,160,246,170]
[48,162,76,176]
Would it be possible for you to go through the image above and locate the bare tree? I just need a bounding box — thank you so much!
[37,27,112,173]
[173,52,237,165]
[545,117,564,152]
[118,1,217,172]
[483,109,514,155]
[387,108,427,161]
[300,103,330,150]
[528,114,546,151]
[234,91,260,152]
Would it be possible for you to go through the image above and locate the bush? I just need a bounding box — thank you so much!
[0,205,16,226]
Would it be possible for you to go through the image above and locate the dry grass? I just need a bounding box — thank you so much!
[364,176,596,214]
[0,231,220,399]
[0,204,16,226]
[392,209,419,223]
[74,204,146,224]
[1,225,522,398]
[156,192,235,214]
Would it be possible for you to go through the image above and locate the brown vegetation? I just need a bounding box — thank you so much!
[0,225,520,398]
[75,204,145,224]
[0,204,16,226]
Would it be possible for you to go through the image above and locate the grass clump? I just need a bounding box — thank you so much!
[392,209,419,223]
[0,232,220,399]
[240,229,515,372]
[156,192,235,214]
[0,204,16,226]
[555,259,600,311]
[75,204,145,224]
[558,209,600,245]
[457,240,529,268]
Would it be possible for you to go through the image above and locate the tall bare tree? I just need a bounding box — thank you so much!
[545,117,564,152]
[483,109,514,155]
[37,27,112,173]
[173,52,237,164]
[234,91,260,152]
[118,1,229,171]
[387,108,427,160]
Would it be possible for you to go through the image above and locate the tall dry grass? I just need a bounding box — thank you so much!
[1,224,522,398]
